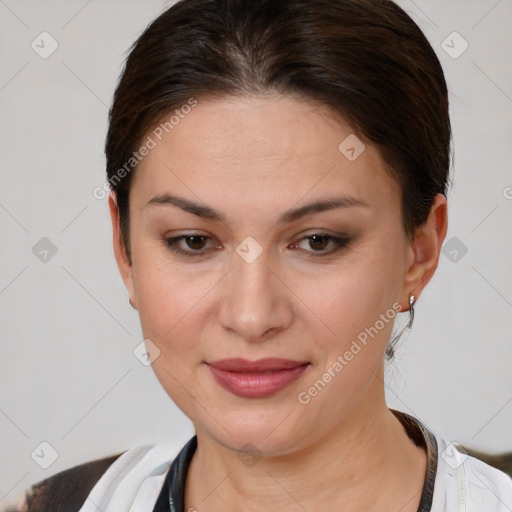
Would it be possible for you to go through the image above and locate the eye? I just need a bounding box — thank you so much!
[163,234,221,256]
[289,233,350,254]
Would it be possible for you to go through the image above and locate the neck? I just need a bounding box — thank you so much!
[184,394,426,512]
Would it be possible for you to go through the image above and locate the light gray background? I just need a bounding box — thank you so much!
[1,0,511,505]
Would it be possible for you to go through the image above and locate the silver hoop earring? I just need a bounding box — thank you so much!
[407,294,416,329]
[388,294,416,356]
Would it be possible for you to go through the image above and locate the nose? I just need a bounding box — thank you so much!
[217,251,294,343]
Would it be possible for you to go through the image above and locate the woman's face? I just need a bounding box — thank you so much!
[113,94,434,455]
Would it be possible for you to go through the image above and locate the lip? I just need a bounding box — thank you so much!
[207,358,310,398]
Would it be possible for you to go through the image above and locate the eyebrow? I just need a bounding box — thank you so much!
[146,193,369,223]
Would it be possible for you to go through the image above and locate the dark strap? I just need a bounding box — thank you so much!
[152,436,197,512]
[391,409,438,512]
[17,452,123,512]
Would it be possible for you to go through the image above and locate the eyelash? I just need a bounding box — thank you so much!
[162,233,350,257]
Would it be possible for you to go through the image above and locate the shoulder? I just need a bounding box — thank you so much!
[2,452,123,512]
[462,450,512,510]
[433,436,512,512]
[3,445,175,512]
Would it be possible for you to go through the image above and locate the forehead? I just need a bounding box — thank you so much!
[132,94,398,213]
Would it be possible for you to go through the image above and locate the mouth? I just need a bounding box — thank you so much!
[206,358,311,398]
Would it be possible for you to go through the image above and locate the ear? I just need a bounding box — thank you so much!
[399,193,448,309]
[108,192,136,308]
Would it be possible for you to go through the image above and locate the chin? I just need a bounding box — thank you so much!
[198,404,309,456]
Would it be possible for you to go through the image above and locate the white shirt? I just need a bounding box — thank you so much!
[76,428,512,512]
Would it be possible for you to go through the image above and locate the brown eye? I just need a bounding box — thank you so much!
[163,233,221,257]
[289,233,350,255]
[308,234,330,251]
[185,235,208,250]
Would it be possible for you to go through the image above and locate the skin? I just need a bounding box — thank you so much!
[109,94,448,511]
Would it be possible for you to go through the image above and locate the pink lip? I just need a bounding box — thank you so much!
[207,358,310,398]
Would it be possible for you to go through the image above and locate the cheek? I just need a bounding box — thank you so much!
[132,259,215,407]
[293,278,395,386]
[291,257,402,417]
[131,241,202,343]
[134,262,214,344]
[297,241,403,347]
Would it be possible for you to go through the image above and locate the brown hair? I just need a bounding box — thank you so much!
[105,0,451,354]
